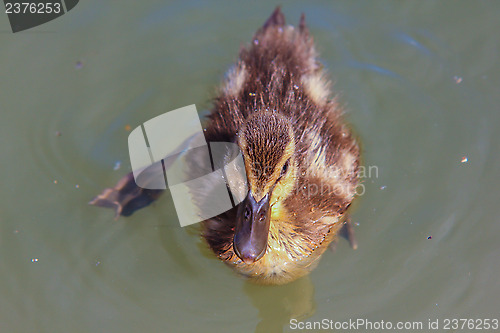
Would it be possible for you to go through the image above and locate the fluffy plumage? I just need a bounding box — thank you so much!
[202,7,360,284]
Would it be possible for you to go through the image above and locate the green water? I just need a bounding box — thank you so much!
[1,1,499,332]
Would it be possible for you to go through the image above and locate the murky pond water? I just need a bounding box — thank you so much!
[1,1,499,332]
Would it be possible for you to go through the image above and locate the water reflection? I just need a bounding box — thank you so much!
[244,277,315,333]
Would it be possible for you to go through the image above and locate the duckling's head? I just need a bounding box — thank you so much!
[234,112,297,263]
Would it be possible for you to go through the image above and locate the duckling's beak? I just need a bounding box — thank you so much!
[233,191,271,264]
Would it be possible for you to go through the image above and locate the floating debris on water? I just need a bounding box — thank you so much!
[427,236,432,240]
[379,185,387,190]
[461,156,468,163]
[31,258,39,262]
[113,161,121,171]
[75,60,83,69]
[53,180,58,184]
[453,76,463,84]
[125,125,131,131]
[75,184,80,189]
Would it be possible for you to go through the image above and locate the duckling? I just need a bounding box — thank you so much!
[91,7,360,285]
[202,7,360,284]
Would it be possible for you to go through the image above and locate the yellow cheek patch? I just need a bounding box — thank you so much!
[270,200,287,222]
[271,168,296,204]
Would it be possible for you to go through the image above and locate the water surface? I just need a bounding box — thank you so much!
[1,1,499,332]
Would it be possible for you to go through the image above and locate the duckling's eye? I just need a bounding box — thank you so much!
[279,160,289,178]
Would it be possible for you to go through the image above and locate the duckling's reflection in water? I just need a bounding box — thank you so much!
[244,276,315,333]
